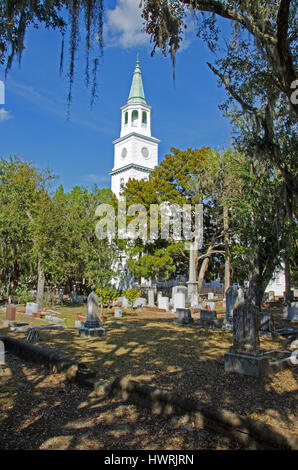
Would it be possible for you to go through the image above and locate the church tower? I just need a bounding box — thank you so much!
[110,56,159,198]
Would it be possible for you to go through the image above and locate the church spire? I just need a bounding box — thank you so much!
[127,55,146,105]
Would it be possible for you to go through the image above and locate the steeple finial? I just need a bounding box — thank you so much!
[127,55,146,105]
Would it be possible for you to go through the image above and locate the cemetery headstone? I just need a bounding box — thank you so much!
[6,304,16,322]
[208,292,214,300]
[59,288,64,304]
[114,307,123,317]
[158,296,169,311]
[121,297,129,309]
[224,302,269,377]
[79,286,105,337]
[173,293,185,312]
[197,309,218,329]
[133,297,147,309]
[173,308,193,326]
[25,302,39,315]
[222,286,244,331]
[207,302,215,311]
[0,340,5,365]
[283,302,298,321]
[268,291,275,301]
[259,311,275,336]
[71,284,78,303]
[148,289,155,307]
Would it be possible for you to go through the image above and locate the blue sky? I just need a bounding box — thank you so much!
[0,0,233,193]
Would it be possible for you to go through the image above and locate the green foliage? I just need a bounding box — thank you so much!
[96,286,119,305]
[15,285,34,304]
[122,288,140,305]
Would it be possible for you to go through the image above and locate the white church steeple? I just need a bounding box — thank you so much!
[110,56,159,198]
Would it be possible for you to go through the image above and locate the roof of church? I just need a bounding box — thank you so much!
[127,55,146,105]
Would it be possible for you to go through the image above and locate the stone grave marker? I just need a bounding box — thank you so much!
[6,304,16,324]
[222,286,244,330]
[0,340,5,365]
[173,308,193,326]
[207,292,214,300]
[224,302,269,377]
[173,292,185,312]
[114,307,123,317]
[133,297,147,309]
[158,296,169,311]
[25,302,39,315]
[259,311,275,336]
[197,309,218,329]
[121,297,129,309]
[147,289,155,307]
[283,302,298,321]
[268,291,275,302]
[79,286,105,337]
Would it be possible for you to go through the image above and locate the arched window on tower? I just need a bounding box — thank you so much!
[132,110,138,126]
[142,111,147,126]
[120,178,125,188]
[124,112,128,125]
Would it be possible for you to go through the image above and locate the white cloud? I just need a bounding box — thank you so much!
[0,108,13,122]
[104,0,149,48]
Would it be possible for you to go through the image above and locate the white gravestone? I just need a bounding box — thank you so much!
[25,302,39,315]
[148,289,155,307]
[158,296,169,311]
[173,293,185,312]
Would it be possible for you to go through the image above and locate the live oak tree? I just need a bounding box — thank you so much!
[142,0,297,116]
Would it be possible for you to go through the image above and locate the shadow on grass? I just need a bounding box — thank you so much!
[0,315,297,449]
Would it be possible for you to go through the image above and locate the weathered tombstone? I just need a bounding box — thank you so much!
[259,311,275,336]
[158,296,169,311]
[133,297,147,309]
[197,309,218,329]
[25,302,39,315]
[207,302,215,311]
[114,307,122,317]
[71,284,78,303]
[148,289,155,307]
[0,340,5,365]
[224,302,269,377]
[173,308,193,326]
[268,290,275,302]
[208,292,214,300]
[283,302,298,321]
[222,286,244,330]
[121,297,129,309]
[59,288,64,304]
[173,293,185,312]
[79,286,105,337]
[6,304,16,322]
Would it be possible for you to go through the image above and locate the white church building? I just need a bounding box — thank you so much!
[110,56,160,198]
[109,56,289,297]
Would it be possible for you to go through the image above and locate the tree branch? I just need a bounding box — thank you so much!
[276,0,297,114]
[183,0,276,45]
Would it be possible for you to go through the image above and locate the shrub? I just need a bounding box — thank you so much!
[15,286,34,304]
[96,286,119,306]
[122,288,140,305]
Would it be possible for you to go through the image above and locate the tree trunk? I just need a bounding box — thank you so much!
[100,286,103,316]
[283,248,292,303]
[198,255,210,293]
[36,259,45,306]
[223,206,230,296]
